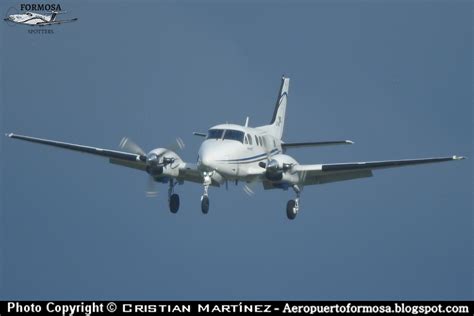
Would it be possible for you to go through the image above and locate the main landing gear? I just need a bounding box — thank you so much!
[286,185,301,220]
[168,179,179,213]
[201,171,212,214]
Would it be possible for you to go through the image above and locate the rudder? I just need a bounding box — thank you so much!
[269,76,290,139]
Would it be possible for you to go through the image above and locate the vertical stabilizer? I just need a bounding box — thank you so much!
[50,11,58,21]
[269,76,290,139]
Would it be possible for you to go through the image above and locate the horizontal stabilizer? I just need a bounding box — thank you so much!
[282,140,354,149]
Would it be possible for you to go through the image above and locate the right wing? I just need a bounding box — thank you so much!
[6,133,145,162]
[293,156,465,186]
[6,133,207,184]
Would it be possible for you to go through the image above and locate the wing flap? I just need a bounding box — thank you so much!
[109,158,146,171]
[304,170,373,185]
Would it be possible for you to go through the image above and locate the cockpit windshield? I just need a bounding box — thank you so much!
[223,130,244,143]
[26,12,33,16]
[207,129,224,139]
[206,129,245,143]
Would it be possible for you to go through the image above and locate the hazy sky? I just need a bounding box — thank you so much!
[1,0,472,299]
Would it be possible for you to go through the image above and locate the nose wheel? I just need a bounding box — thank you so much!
[201,171,213,214]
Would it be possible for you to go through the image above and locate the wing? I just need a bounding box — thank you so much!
[7,133,145,162]
[6,133,206,185]
[39,18,78,25]
[293,156,465,186]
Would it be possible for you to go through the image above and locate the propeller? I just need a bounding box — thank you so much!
[119,136,185,197]
[146,175,158,198]
[168,137,185,152]
[258,155,293,182]
[119,137,145,156]
[243,183,256,196]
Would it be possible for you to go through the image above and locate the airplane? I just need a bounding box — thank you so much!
[4,11,77,26]
[5,76,466,220]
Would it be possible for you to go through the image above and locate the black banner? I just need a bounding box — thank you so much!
[0,301,473,315]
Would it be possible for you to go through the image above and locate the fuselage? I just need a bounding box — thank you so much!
[5,12,51,25]
[197,123,282,179]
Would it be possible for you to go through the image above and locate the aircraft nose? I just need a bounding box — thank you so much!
[198,143,219,171]
[198,150,213,170]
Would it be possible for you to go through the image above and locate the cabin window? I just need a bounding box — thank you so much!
[223,130,245,143]
[244,135,248,144]
[207,129,224,140]
[248,134,253,145]
[255,135,259,146]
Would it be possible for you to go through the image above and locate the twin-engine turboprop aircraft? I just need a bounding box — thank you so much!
[4,11,77,26]
[6,76,465,219]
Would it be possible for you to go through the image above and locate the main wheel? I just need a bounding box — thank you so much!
[169,194,180,213]
[201,195,210,214]
[286,200,297,220]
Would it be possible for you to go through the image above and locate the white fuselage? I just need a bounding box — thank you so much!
[197,123,283,181]
[6,12,52,25]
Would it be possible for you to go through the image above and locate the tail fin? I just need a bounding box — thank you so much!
[50,11,58,21]
[269,76,290,139]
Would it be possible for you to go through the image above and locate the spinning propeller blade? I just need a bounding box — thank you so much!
[119,137,146,156]
[146,176,158,198]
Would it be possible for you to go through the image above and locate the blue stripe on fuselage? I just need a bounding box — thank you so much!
[217,148,280,164]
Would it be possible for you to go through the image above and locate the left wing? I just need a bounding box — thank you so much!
[293,156,465,185]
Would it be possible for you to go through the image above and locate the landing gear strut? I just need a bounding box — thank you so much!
[286,185,301,220]
[168,179,179,213]
[201,171,212,214]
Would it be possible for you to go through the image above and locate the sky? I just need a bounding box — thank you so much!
[0,0,472,300]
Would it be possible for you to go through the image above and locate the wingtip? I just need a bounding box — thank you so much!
[346,140,354,144]
[5,133,13,138]
[452,155,466,160]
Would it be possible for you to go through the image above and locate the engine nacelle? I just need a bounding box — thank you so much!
[264,154,299,182]
[146,148,183,178]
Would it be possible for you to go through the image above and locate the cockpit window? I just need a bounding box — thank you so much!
[26,12,33,16]
[207,129,224,139]
[223,130,245,143]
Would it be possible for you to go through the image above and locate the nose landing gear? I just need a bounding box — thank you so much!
[201,171,213,214]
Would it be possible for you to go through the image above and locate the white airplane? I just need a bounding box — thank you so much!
[6,76,466,219]
[4,11,77,26]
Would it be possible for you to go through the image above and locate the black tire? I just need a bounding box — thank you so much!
[201,195,210,214]
[286,200,297,220]
[169,194,180,213]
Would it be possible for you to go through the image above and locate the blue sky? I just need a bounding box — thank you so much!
[1,0,472,299]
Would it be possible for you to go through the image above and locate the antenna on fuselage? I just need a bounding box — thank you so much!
[245,116,249,127]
